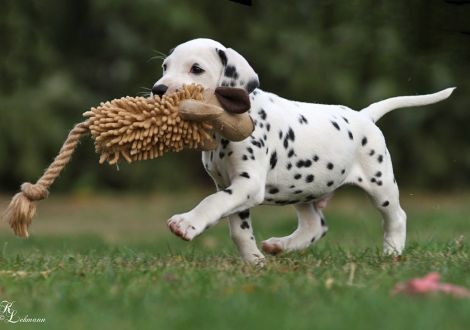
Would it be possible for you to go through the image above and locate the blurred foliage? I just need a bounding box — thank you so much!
[0,0,469,193]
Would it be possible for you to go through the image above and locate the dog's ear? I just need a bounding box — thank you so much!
[217,48,260,94]
[214,87,251,114]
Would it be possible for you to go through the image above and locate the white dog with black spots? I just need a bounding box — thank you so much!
[151,38,454,264]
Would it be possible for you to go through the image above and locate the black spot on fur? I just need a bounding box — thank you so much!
[258,109,267,120]
[341,169,345,174]
[247,147,253,154]
[294,190,303,194]
[287,163,292,170]
[378,155,383,163]
[358,177,363,182]
[239,209,250,220]
[369,150,375,156]
[287,127,295,141]
[311,236,316,243]
[321,218,326,226]
[313,155,319,162]
[371,178,376,183]
[240,172,250,178]
[228,151,233,156]
[331,121,340,131]
[245,79,259,93]
[375,171,382,177]
[242,155,248,161]
[251,140,262,148]
[266,123,271,132]
[283,137,289,149]
[217,49,228,66]
[348,131,354,140]
[279,130,283,139]
[269,187,279,194]
[305,195,316,201]
[224,189,232,194]
[221,139,230,149]
[299,115,308,124]
[210,152,213,161]
[270,151,278,169]
[362,137,368,146]
[288,149,295,158]
[327,181,334,187]
[219,152,225,159]
[224,65,239,79]
[382,201,390,207]
[296,160,305,168]
[240,221,250,229]
[306,175,314,183]
[342,117,349,124]
[327,163,334,170]
[294,174,302,180]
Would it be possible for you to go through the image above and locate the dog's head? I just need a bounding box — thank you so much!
[151,39,259,97]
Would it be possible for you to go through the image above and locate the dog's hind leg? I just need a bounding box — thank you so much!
[228,210,265,263]
[366,180,406,255]
[355,148,406,254]
[261,202,329,255]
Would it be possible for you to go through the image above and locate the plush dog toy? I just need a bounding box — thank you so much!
[2,83,253,238]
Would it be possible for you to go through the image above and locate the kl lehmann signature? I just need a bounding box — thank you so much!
[0,300,46,323]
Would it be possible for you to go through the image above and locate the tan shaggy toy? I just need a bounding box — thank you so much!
[2,83,254,238]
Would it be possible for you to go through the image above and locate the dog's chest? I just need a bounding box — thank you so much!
[203,90,363,203]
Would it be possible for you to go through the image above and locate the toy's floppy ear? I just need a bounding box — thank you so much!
[217,48,260,94]
[214,87,251,114]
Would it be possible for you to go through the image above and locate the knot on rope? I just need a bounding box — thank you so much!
[21,182,49,201]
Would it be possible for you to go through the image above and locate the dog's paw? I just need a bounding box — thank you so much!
[261,238,284,255]
[167,214,201,241]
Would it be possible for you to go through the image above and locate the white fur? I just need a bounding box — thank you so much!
[151,38,454,264]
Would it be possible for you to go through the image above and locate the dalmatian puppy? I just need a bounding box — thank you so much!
[151,38,454,263]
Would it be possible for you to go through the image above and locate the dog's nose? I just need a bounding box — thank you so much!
[151,84,168,97]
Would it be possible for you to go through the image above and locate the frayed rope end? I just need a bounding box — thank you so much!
[2,183,49,238]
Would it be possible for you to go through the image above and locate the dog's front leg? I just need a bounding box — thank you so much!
[168,177,265,241]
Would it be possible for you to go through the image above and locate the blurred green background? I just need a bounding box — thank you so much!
[1,0,469,194]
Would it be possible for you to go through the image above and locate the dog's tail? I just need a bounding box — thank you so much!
[360,88,455,123]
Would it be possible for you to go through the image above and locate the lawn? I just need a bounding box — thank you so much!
[0,188,469,330]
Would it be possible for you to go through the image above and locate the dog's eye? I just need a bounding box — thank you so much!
[162,64,167,72]
[190,64,205,75]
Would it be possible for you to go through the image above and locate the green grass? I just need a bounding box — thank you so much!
[0,189,470,330]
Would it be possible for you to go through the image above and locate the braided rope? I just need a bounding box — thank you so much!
[2,122,89,237]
